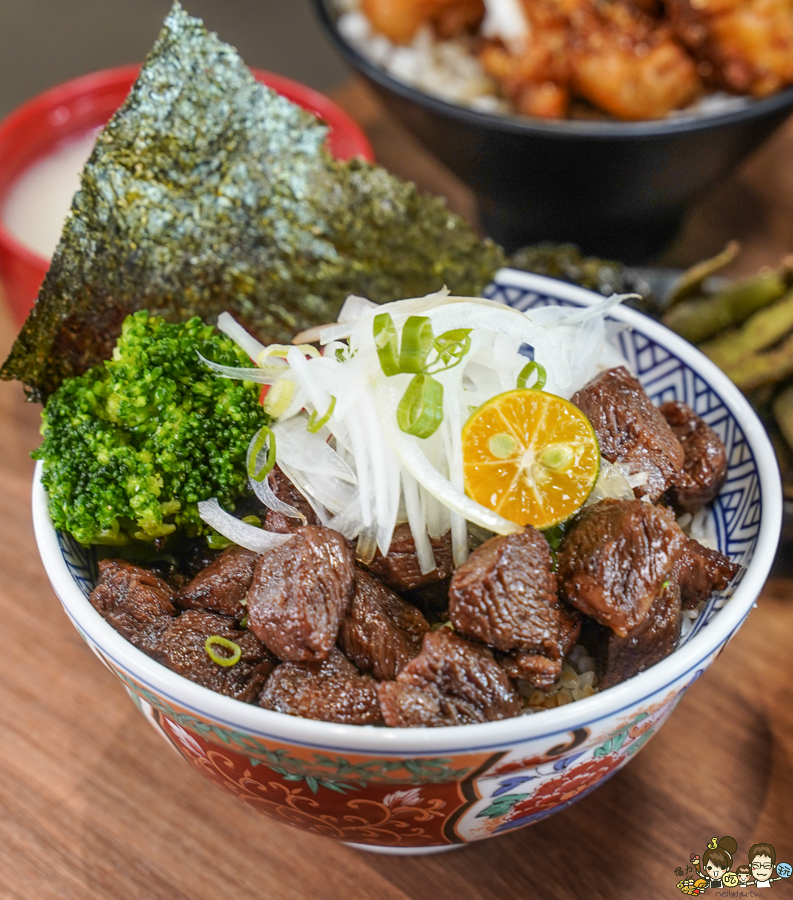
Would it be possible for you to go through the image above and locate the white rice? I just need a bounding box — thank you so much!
[519,645,599,713]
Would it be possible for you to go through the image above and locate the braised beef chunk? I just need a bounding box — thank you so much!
[661,400,728,513]
[584,580,682,689]
[571,367,684,501]
[247,526,355,662]
[498,651,561,691]
[154,610,275,702]
[403,578,451,624]
[263,465,320,534]
[339,570,429,680]
[364,524,453,592]
[559,603,583,658]
[259,649,383,725]
[497,604,581,690]
[89,559,175,652]
[449,529,559,653]
[557,499,687,637]
[175,545,259,621]
[674,538,739,609]
[377,629,522,727]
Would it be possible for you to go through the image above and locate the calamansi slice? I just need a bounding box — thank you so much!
[462,389,600,529]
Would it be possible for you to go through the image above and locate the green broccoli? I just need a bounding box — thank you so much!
[34,310,267,546]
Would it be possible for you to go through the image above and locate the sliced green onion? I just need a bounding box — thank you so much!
[426,328,471,374]
[399,316,435,374]
[240,612,249,629]
[307,395,337,433]
[373,313,400,376]
[397,374,444,439]
[517,360,547,391]
[662,579,671,590]
[205,635,242,667]
[247,426,276,482]
[263,377,294,417]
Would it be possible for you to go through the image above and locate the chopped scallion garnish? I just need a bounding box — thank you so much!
[205,635,242,666]
[399,316,435,374]
[247,425,276,482]
[306,395,337,433]
[373,313,400,376]
[517,360,547,391]
[397,374,444,439]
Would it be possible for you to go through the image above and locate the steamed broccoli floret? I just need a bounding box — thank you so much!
[34,311,267,546]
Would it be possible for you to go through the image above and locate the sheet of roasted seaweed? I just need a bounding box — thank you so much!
[1,3,503,403]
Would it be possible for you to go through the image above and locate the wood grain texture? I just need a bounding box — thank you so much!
[0,81,791,900]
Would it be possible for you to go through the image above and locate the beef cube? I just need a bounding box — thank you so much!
[584,580,682,689]
[572,367,684,501]
[497,603,582,690]
[155,610,276,702]
[247,526,355,662]
[258,649,383,725]
[661,400,728,513]
[89,559,175,652]
[498,652,562,691]
[557,498,687,636]
[559,603,584,658]
[403,578,451,624]
[377,629,522,727]
[364,524,453,592]
[175,545,259,621]
[339,570,429,681]
[449,529,559,653]
[263,465,320,534]
[674,537,739,609]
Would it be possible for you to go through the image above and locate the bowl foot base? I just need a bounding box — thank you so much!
[344,842,464,855]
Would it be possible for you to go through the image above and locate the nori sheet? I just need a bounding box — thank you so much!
[2,3,504,403]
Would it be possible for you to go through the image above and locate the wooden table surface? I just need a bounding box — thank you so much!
[1,81,792,900]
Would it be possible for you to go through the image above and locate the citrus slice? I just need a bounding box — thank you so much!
[462,388,600,529]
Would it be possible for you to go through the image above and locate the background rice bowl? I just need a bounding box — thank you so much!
[32,270,782,852]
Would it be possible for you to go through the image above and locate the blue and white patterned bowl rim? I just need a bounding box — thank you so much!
[33,268,784,755]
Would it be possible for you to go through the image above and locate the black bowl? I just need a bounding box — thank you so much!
[314,0,793,261]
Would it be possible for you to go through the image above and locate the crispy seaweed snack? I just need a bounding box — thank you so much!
[1,3,503,403]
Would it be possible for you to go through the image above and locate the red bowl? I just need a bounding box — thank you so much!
[0,65,374,327]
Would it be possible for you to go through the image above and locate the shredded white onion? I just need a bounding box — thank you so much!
[202,292,629,559]
[197,499,293,554]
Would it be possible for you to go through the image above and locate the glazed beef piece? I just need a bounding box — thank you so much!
[364,524,453,592]
[263,465,320,534]
[175,545,259,621]
[403,578,451,623]
[674,538,739,609]
[498,651,561,691]
[449,528,559,654]
[154,610,275,702]
[377,629,522,727]
[339,570,429,680]
[571,367,684,501]
[661,400,728,512]
[247,526,355,662]
[584,580,682,689]
[259,649,383,725]
[557,499,688,636]
[89,559,175,652]
[497,604,582,690]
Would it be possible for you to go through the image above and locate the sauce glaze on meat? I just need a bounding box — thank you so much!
[88,367,740,728]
